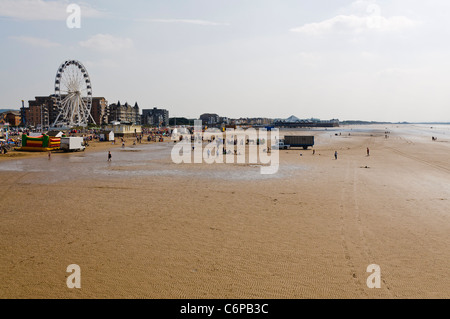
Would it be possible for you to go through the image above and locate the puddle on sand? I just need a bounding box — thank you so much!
[0,143,305,183]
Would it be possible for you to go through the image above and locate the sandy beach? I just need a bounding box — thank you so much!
[0,124,449,299]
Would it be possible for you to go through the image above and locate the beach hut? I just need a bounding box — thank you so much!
[99,130,114,142]
[104,124,141,137]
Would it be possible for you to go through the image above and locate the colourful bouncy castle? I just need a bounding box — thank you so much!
[47,137,61,149]
[18,134,61,152]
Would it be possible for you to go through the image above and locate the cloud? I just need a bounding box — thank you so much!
[0,0,105,21]
[10,35,60,48]
[139,18,229,26]
[79,34,134,52]
[291,1,419,36]
[291,14,418,35]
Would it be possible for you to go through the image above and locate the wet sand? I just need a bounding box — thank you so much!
[0,124,449,298]
[0,136,161,162]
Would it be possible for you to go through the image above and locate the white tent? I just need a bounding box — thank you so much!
[172,127,190,135]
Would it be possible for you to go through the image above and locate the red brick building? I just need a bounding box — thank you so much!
[5,111,21,126]
[91,97,109,125]
[0,111,21,126]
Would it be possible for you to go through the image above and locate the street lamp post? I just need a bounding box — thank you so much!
[20,100,26,128]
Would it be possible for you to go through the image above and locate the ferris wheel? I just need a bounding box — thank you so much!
[53,60,95,127]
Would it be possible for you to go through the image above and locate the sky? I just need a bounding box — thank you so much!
[1,0,450,122]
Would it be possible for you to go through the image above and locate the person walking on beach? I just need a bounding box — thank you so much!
[367,147,370,156]
[108,151,112,162]
[334,151,338,160]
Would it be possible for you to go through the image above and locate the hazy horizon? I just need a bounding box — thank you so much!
[2,104,450,124]
[1,0,450,122]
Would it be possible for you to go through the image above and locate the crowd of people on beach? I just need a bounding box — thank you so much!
[0,137,21,154]
[1,125,400,164]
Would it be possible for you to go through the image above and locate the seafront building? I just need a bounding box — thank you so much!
[15,94,339,130]
[0,111,21,126]
[108,101,140,125]
[199,113,220,125]
[142,108,169,127]
[25,96,59,128]
[90,97,109,126]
